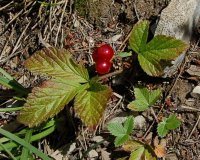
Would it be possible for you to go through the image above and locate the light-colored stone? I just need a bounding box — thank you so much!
[155,0,200,77]
[155,0,199,42]
[88,149,98,158]
[192,85,200,94]
[134,115,146,129]
[165,153,178,160]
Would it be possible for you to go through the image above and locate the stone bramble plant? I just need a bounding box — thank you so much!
[17,20,187,139]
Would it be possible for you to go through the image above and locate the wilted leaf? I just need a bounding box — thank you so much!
[154,144,166,158]
[25,47,89,83]
[128,87,161,111]
[129,20,188,76]
[17,79,80,127]
[74,81,112,127]
[122,140,143,152]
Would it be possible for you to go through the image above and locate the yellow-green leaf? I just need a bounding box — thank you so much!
[144,148,157,160]
[123,140,143,152]
[17,79,80,127]
[129,146,144,160]
[129,20,149,53]
[74,81,112,127]
[25,47,89,83]
[143,35,188,60]
[138,55,164,76]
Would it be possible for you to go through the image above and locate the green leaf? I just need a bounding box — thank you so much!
[107,123,127,137]
[115,135,129,147]
[144,35,187,60]
[74,81,112,127]
[129,20,188,76]
[124,116,134,135]
[157,121,168,138]
[17,78,80,127]
[108,117,134,147]
[166,114,181,130]
[157,114,181,137]
[25,47,89,83]
[129,20,149,53]
[129,146,145,160]
[128,87,161,111]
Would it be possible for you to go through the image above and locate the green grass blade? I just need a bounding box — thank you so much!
[0,68,28,95]
[0,127,52,160]
[0,68,13,80]
[20,129,33,160]
[0,119,55,144]
[0,76,12,88]
[0,142,17,160]
[0,125,55,151]
[0,107,23,112]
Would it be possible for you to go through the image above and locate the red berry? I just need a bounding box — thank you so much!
[97,44,114,61]
[92,48,98,62]
[95,60,111,74]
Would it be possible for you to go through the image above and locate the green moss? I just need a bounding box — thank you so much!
[74,0,89,17]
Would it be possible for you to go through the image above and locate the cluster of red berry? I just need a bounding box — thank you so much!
[92,44,114,74]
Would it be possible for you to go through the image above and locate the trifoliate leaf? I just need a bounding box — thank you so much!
[108,117,134,147]
[157,114,181,137]
[115,135,129,147]
[165,114,181,130]
[157,121,168,138]
[123,140,157,160]
[74,81,112,127]
[128,87,161,111]
[17,79,80,127]
[107,123,127,137]
[25,47,89,83]
[129,20,149,53]
[129,146,145,160]
[124,116,134,135]
[129,20,188,76]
